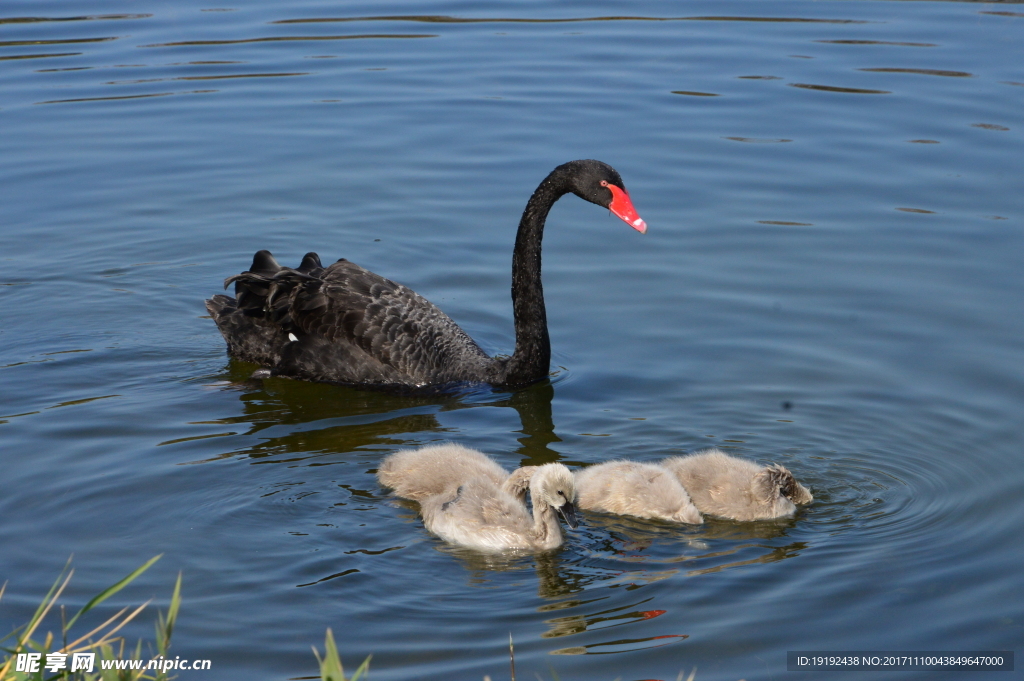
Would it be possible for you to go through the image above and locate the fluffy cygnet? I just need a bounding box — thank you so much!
[574,460,703,524]
[377,443,532,502]
[378,445,577,552]
[420,462,578,552]
[661,448,813,521]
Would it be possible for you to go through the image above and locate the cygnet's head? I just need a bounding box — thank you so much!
[670,503,703,525]
[759,464,813,505]
[532,463,579,528]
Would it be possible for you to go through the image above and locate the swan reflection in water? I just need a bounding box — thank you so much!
[188,372,563,464]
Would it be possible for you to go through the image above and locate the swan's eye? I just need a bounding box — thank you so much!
[557,490,565,497]
[600,180,609,187]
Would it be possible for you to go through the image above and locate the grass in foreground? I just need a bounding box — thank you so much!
[315,628,699,681]
[0,556,179,681]
[3,560,699,681]
[312,629,370,681]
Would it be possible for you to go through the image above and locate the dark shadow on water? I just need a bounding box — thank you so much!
[193,359,561,464]
[493,382,563,465]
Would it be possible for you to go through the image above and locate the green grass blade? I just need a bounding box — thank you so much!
[348,654,371,681]
[155,572,182,657]
[165,572,181,639]
[2,559,73,654]
[315,628,370,681]
[66,555,162,631]
[319,628,345,681]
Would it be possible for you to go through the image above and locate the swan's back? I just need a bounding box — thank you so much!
[575,461,702,524]
[207,251,495,386]
[662,448,812,521]
[377,444,509,501]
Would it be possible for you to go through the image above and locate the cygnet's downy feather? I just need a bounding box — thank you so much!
[575,460,703,524]
[378,446,578,552]
[661,448,813,521]
[376,443,527,501]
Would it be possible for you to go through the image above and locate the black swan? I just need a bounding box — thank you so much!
[206,159,645,389]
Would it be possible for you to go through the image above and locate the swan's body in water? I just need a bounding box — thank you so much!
[661,448,813,521]
[574,460,703,524]
[207,160,645,389]
[377,445,577,552]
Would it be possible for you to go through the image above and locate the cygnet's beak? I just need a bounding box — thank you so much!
[557,500,579,529]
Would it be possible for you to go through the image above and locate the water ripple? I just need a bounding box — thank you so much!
[815,39,937,47]
[859,67,973,77]
[273,15,871,25]
[0,52,81,61]
[0,14,150,24]
[789,82,890,94]
[140,34,437,48]
[724,136,792,143]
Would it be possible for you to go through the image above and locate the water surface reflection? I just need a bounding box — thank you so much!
[187,362,561,464]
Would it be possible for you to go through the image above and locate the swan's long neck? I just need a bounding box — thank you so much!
[501,167,574,387]
[529,502,563,550]
[527,476,564,549]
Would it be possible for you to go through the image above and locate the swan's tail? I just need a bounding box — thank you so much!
[206,250,325,366]
[223,250,325,324]
[204,293,236,321]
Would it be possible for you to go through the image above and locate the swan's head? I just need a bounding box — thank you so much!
[561,159,647,234]
[531,463,579,529]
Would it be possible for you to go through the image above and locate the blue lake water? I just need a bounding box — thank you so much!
[2,1,1022,679]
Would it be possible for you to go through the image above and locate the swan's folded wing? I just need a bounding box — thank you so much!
[289,259,490,381]
[477,492,525,526]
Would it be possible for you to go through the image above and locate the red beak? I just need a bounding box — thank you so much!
[606,184,647,234]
